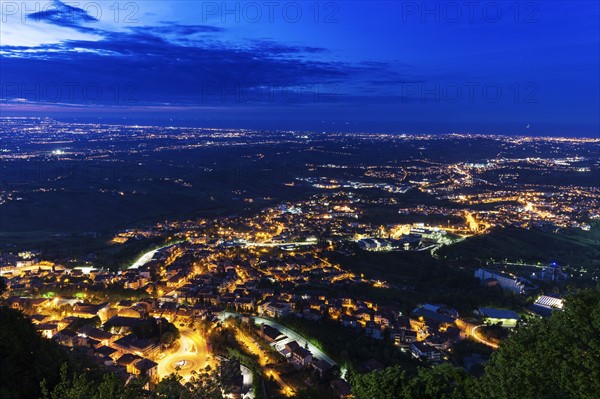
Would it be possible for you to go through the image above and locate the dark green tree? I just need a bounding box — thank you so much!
[41,364,94,399]
[351,363,471,399]
[474,287,600,399]
[154,374,190,399]
[404,364,471,399]
[350,365,408,399]
[0,306,71,399]
[41,363,147,399]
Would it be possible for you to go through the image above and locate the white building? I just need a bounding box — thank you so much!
[474,268,526,295]
[265,302,292,318]
[534,295,564,309]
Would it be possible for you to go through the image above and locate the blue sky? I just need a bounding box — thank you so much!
[0,0,598,135]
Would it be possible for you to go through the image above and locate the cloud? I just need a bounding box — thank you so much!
[28,0,98,28]
[2,29,363,108]
[1,0,410,109]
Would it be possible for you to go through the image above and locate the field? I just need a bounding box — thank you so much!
[437,224,600,270]
[327,250,527,313]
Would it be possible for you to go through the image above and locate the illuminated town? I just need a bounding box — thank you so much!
[1,117,598,398]
[1,0,599,398]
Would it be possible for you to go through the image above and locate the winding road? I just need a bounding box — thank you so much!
[471,325,500,349]
[157,328,212,381]
[128,242,180,269]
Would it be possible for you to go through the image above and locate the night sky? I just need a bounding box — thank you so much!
[1,0,599,136]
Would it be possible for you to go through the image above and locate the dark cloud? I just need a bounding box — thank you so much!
[0,27,352,107]
[2,0,406,109]
[28,0,98,27]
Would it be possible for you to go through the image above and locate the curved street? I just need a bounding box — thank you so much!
[231,325,295,397]
[157,328,212,381]
[471,325,500,349]
[129,242,181,269]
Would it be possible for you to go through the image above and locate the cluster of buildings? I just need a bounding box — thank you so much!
[1,144,589,395]
[257,323,337,378]
[474,268,535,295]
[406,304,464,362]
[5,296,162,386]
[474,264,569,295]
[1,197,573,373]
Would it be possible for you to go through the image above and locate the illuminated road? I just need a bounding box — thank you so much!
[221,311,346,387]
[221,313,341,373]
[0,263,65,276]
[245,240,317,248]
[1,242,178,275]
[471,325,499,349]
[129,242,181,269]
[252,316,341,374]
[157,328,211,381]
[229,324,294,397]
[129,248,161,269]
[266,367,295,397]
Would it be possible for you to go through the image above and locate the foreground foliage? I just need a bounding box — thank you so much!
[351,286,600,399]
[40,365,223,399]
[0,306,71,399]
[475,286,600,399]
[350,363,471,399]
